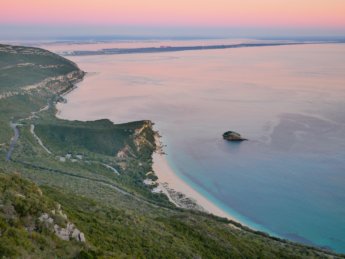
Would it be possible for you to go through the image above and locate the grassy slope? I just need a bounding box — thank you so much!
[34,119,151,157]
[0,44,343,258]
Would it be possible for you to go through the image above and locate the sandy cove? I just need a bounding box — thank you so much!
[152,135,240,223]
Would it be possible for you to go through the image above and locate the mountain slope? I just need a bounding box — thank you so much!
[0,171,92,258]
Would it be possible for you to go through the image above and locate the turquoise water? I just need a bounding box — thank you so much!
[56,43,345,252]
[166,120,345,250]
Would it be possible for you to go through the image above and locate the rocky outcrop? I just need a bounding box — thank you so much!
[223,131,247,141]
[54,223,85,242]
[133,120,154,152]
[39,204,86,243]
[116,144,135,159]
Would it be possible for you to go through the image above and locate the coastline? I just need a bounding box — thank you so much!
[3,42,345,256]
[53,48,345,253]
[152,135,241,223]
[56,73,243,224]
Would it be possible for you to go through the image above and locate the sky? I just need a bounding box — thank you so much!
[1,0,345,39]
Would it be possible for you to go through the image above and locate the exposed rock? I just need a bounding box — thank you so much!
[54,222,86,242]
[116,144,135,159]
[39,213,54,226]
[143,179,155,186]
[78,232,86,242]
[116,150,127,159]
[39,207,86,243]
[54,224,70,241]
[154,133,166,155]
[71,228,81,239]
[223,131,248,141]
[133,121,154,152]
[76,154,83,160]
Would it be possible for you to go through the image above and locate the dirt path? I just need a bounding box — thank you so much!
[30,124,52,154]
[12,159,172,211]
[6,123,19,161]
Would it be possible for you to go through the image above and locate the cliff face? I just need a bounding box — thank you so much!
[34,119,156,159]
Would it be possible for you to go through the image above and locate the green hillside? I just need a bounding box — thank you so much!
[0,44,78,92]
[0,171,90,258]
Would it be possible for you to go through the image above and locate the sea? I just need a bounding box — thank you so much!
[40,39,345,253]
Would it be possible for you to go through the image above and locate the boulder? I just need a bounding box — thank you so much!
[223,131,247,141]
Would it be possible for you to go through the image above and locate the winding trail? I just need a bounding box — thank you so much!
[12,159,170,210]
[30,124,52,154]
[5,104,50,161]
[101,163,120,175]
[6,123,19,161]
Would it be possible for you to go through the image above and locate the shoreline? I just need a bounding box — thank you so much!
[51,44,345,254]
[152,135,241,223]
[57,78,243,224]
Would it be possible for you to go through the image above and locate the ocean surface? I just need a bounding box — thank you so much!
[50,41,345,252]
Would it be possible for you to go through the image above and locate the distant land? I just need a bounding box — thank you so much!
[65,42,304,56]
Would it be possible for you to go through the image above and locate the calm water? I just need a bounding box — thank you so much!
[56,43,345,252]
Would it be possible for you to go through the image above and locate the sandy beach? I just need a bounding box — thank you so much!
[152,140,240,222]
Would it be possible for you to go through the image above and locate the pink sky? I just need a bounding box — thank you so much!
[1,0,345,28]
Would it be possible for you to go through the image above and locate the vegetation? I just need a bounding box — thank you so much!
[45,185,341,258]
[0,44,78,92]
[0,171,90,258]
[0,43,343,258]
[35,119,153,157]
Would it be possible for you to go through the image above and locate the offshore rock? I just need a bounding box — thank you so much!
[223,131,247,141]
